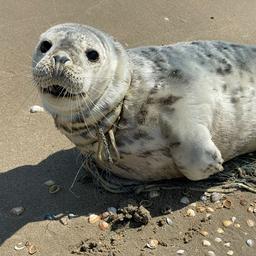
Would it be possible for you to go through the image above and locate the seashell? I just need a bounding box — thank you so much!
[216,227,224,234]
[98,220,109,231]
[186,208,195,217]
[227,250,234,255]
[210,192,223,202]
[166,217,173,225]
[246,219,255,227]
[202,240,211,246]
[207,251,216,256]
[206,207,214,213]
[231,216,236,223]
[59,216,69,226]
[176,249,185,255]
[214,237,222,243]
[107,207,117,214]
[146,239,158,249]
[68,213,78,219]
[234,223,240,228]
[222,220,233,227]
[247,206,254,213]
[246,239,254,247]
[223,199,232,209]
[14,242,25,251]
[88,214,101,224]
[148,190,160,199]
[10,207,25,216]
[224,242,231,247]
[44,180,55,186]
[180,196,190,205]
[25,242,37,255]
[48,184,61,194]
[30,105,44,113]
[196,206,206,213]
[199,230,209,237]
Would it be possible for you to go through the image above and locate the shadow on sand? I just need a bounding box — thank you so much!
[0,148,202,244]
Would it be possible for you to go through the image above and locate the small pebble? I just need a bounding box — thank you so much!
[207,251,216,256]
[211,192,223,202]
[10,207,25,216]
[166,217,173,225]
[14,242,25,251]
[214,237,222,243]
[164,17,169,21]
[176,249,185,255]
[25,242,37,255]
[190,202,197,207]
[246,239,254,247]
[202,240,211,246]
[107,207,117,214]
[227,250,234,255]
[217,228,225,234]
[200,195,208,202]
[30,105,44,113]
[247,206,254,213]
[224,242,231,247]
[146,239,158,249]
[196,206,206,213]
[247,219,255,227]
[59,216,69,226]
[180,196,190,205]
[223,220,233,227]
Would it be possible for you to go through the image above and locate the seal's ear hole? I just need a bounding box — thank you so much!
[86,49,99,62]
[40,41,52,53]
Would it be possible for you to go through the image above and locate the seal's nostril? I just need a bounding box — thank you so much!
[53,55,70,64]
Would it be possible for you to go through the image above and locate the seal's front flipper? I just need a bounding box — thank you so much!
[166,122,224,181]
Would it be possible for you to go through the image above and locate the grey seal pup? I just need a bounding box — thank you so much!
[32,23,256,181]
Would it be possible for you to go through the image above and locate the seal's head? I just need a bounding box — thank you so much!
[32,23,131,120]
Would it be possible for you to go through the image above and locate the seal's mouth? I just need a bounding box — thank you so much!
[41,85,83,98]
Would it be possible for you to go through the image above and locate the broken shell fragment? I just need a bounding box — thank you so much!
[48,184,61,194]
[214,237,222,243]
[216,227,224,234]
[88,214,101,224]
[246,239,254,247]
[180,196,190,205]
[202,240,211,246]
[196,206,206,213]
[223,220,233,227]
[186,209,196,217]
[166,217,173,225]
[14,242,25,251]
[99,220,109,231]
[30,105,44,113]
[44,180,55,186]
[210,192,223,202]
[223,199,232,209]
[227,250,234,255]
[246,219,255,227]
[199,230,209,237]
[25,242,37,255]
[10,207,25,216]
[176,249,185,255]
[146,239,159,249]
[206,207,214,213]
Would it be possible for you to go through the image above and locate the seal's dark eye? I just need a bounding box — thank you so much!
[86,49,99,62]
[40,41,52,53]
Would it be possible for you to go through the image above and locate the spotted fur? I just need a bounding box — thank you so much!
[32,23,256,181]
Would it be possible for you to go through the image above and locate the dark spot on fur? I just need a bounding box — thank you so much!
[231,97,239,103]
[216,63,232,75]
[222,84,227,91]
[160,95,182,105]
[169,69,183,80]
